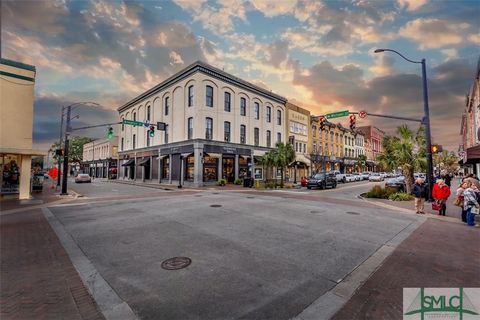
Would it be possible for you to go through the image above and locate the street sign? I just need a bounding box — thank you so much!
[143,121,150,128]
[122,119,144,127]
[359,110,367,118]
[325,110,349,119]
[157,122,166,131]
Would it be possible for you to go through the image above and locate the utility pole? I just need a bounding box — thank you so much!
[57,106,65,187]
[421,59,434,201]
[61,105,71,195]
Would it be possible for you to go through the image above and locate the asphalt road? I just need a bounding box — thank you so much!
[47,180,420,320]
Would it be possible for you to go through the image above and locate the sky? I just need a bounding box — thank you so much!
[2,0,479,152]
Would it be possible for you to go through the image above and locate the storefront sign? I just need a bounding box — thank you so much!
[160,145,194,155]
[204,144,251,156]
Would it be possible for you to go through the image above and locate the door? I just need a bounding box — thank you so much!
[222,157,235,183]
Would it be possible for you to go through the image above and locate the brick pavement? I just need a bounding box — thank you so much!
[0,209,105,320]
[332,218,480,320]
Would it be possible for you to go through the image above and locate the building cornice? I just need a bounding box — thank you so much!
[118,61,287,113]
[0,58,36,72]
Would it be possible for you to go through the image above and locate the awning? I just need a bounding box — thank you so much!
[121,159,135,166]
[288,160,309,168]
[156,155,168,160]
[205,153,221,158]
[138,158,150,166]
[240,155,250,160]
[253,155,263,164]
[466,145,480,162]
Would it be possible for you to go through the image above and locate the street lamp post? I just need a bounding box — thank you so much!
[374,49,434,201]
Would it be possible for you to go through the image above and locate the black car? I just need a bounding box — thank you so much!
[307,173,337,190]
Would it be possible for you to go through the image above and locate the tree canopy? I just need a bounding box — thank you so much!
[48,136,94,165]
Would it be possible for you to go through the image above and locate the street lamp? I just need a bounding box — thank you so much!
[374,48,434,201]
[60,101,101,195]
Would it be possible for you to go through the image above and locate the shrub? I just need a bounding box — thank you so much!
[234,178,242,185]
[388,192,414,201]
[217,178,227,186]
[364,185,396,199]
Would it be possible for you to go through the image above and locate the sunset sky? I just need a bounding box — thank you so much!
[2,0,479,151]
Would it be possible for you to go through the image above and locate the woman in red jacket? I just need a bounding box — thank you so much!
[432,179,451,216]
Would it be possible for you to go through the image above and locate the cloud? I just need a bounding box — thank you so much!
[369,55,396,77]
[397,0,428,11]
[440,49,458,60]
[468,34,480,44]
[399,18,470,49]
[251,0,298,17]
[169,51,184,65]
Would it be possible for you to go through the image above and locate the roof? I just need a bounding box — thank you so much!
[0,58,36,72]
[118,61,287,112]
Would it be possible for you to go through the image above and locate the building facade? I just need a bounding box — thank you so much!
[357,125,385,170]
[117,61,286,187]
[459,58,480,176]
[286,103,310,181]
[0,58,43,199]
[81,137,119,179]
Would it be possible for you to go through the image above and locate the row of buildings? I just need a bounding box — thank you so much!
[85,61,384,187]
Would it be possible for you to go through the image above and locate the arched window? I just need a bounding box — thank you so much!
[188,85,194,107]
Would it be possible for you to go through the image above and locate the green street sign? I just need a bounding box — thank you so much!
[325,110,349,119]
[122,119,144,127]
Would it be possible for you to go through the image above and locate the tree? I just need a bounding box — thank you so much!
[434,150,458,174]
[48,136,94,166]
[260,142,295,187]
[355,154,367,172]
[376,125,426,194]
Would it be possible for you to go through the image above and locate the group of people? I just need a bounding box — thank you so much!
[411,172,479,227]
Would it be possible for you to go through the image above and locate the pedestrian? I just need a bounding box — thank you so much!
[444,173,452,187]
[412,177,428,214]
[432,179,451,216]
[463,180,479,226]
[455,181,468,222]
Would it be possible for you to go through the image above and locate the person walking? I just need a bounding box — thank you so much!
[432,179,451,216]
[455,181,468,222]
[444,173,452,187]
[463,180,479,226]
[412,177,428,214]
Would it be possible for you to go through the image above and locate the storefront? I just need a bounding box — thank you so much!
[1,154,21,194]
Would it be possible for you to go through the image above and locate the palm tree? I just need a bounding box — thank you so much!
[355,154,367,172]
[377,125,426,194]
[261,151,275,183]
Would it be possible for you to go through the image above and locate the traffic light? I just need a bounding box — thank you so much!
[107,127,114,140]
[149,125,155,137]
[319,117,326,131]
[431,144,443,154]
[349,114,356,130]
[55,149,64,156]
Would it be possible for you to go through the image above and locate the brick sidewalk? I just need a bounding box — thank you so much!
[332,218,480,320]
[0,209,105,320]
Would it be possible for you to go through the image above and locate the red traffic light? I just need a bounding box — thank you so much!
[349,115,356,130]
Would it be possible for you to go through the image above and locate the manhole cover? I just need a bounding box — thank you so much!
[195,195,202,197]
[161,257,192,270]
[210,204,222,208]
[310,210,322,214]
[247,196,255,199]
[346,211,360,215]
[212,192,219,195]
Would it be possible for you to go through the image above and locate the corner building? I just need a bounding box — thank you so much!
[117,61,286,187]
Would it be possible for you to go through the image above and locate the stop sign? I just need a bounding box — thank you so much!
[359,110,367,118]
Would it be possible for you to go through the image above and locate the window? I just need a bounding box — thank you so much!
[254,102,260,120]
[186,156,194,181]
[240,125,246,144]
[162,156,170,179]
[165,125,169,143]
[165,97,169,115]
[313,143,317,153]
[277,132,281,143]
[303,143,306,153]
[345,136,348,144]
[206,85,213,107]
[188,85,194,107]
[295,142,298,152]
[240,97,246,116]
[277,110,282,125]
[312,126,316,137]
[266,130,271,147]
[224,92,231,112]
[147,105,151,121]
[146,132,150,147]
[121,138,124,151]
[188,117,193,140]
[132,134,136,149]
[205,117,213,140]
[121,118,124,131]
[254,127,259,146]
[224,121,231,142]
[266,106,271,123]
[133,112,136,121]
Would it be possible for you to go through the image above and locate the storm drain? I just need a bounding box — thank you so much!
[210,204,222,208]
[346,211,361,215]
[212,192,219,195]
[195,195,202,197]
[161,257,192,270]
[247,196,255,199]
[310,210,322,214]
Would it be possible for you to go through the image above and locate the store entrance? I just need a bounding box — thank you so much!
[222,157,235,183]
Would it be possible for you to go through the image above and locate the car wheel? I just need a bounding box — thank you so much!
[342,177,346,183]
[322,182,326,190]
[333,182,337,188]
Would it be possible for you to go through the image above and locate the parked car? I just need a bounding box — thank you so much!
[385,176,406,192]
[345,174,356,182]
[75,173,92,183]
[360,172,370,180]
[307,173,337,190]
[369,173,384,182]
[379,172,388,179]
[352,173,362,181]
[331,170,347,183]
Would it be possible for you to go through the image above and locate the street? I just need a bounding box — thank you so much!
[47,180,421,320]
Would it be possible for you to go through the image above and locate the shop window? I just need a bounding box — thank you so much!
[1,155,20,193]
[185,156,194,181]
[203,156,218,182]
[162,157,170,179]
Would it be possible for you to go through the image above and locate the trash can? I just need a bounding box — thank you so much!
[243,177,252,188]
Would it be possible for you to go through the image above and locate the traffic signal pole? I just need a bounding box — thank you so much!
[61,105,71,195]
[57,106,65,187]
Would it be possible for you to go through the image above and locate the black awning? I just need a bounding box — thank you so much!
[467,145,480,161]
[138,158,150,166]
[253,155,263,164]
[121,159,135,166]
